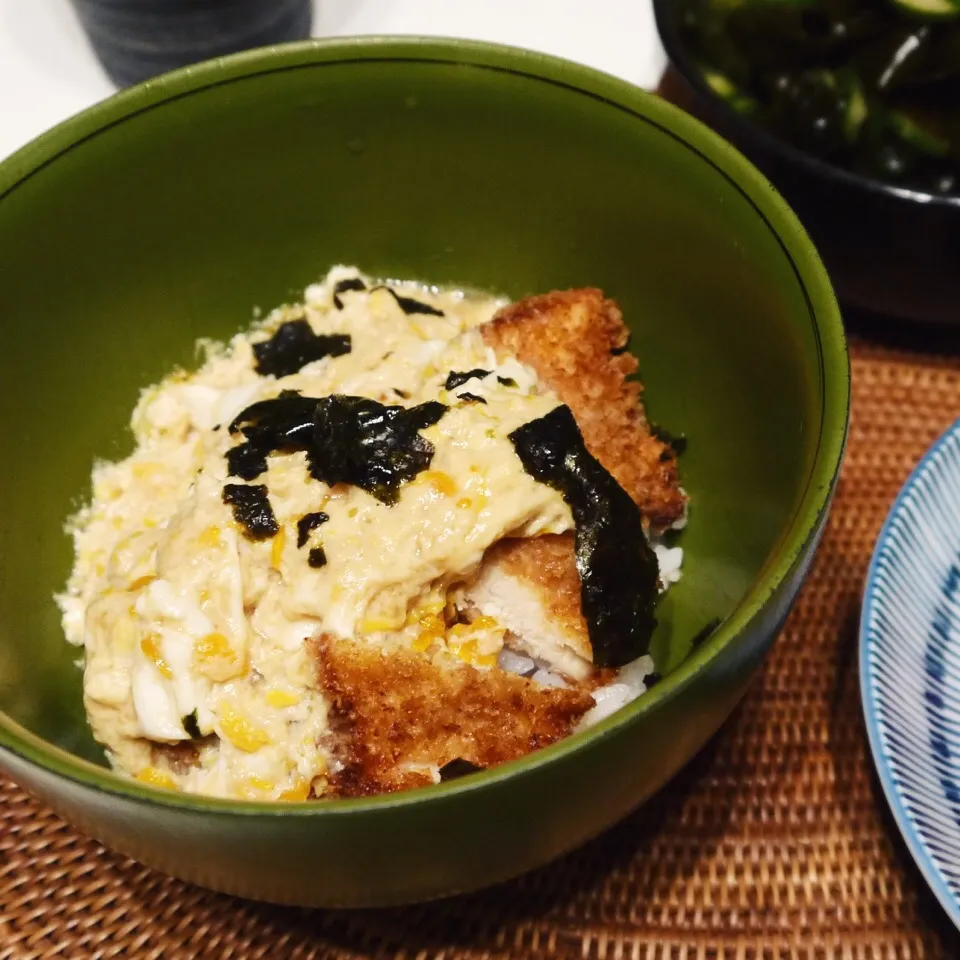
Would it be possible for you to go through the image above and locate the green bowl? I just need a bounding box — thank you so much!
[0,37,849,908]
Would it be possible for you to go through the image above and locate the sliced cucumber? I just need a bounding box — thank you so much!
[702,68,738,99]
[888,109,951,155]
[701,68,758,114]
[729,92,759,115]
[889,0,960,22]
[841,76,868,142]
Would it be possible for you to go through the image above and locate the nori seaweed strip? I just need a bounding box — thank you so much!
[439,758,484,781]
[651,423,687,456]
[509,405,659,668]
[252,319,351,378]
[308,546,328,568]
[296,511,330,548]
[457,392,487,405]
[227,392,319,480]
[229,392,317,439]
[227,443,269,480]
[182,711,203,739]
[373,285,445,317]
[310,396,447,504]
[445,369,491,390]
[332,277,367,309]
[497,376,517,388]
[226,394,448,504]
[689,618,721,649]
[222,484,279,540]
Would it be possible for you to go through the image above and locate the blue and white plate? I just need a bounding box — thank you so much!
[861,418,960,929]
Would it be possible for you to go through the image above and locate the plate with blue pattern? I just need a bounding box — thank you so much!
[861,417,960,929]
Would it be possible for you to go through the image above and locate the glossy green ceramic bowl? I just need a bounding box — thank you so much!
[0,38,848,908]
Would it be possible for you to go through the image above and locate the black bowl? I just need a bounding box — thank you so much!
[653,0,960,327]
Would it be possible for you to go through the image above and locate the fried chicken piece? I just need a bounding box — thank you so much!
[467,289,686,678]
[467,534,593,678]
[312,634,594,798]
[483,288,684,527]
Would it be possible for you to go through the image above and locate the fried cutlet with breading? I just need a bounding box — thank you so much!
[466,289,687,680]
[310,289,681,793]
[483,288,684,526]
[313,634,594,797]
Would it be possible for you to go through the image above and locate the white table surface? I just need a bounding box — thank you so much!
[0,0,667,163]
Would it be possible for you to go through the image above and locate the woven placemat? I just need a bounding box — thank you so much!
[3,331,960,959]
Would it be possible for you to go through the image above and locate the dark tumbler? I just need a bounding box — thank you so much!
[71,0,313,88]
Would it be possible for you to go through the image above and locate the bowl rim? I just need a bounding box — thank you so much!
[651,0,960,211]
[0,35,850,816]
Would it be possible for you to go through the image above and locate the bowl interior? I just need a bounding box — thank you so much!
[0,41,835,776]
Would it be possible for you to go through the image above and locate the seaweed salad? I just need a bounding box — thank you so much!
[680,0,960,193]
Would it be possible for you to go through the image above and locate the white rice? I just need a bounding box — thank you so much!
[497,647,537,676]
[579,653,657,728]
[530,668,568,689]
[655,543,684,588]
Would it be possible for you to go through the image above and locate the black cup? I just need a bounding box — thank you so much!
[71,0,313,88]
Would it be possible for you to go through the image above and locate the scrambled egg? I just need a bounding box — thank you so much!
[58,267,577,801]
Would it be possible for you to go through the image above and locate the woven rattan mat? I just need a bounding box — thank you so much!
[2,331,960,959]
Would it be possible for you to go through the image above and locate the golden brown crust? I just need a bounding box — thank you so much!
[312,634,594,798]
[482,287,685,530]
[469,289,687,673]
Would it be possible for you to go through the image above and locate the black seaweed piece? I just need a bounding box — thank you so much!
[393,388,411,399]
[332,277,367,309]
[229,392,318,437]
[226,443,268,480]
[651,424,687,456]
[226,393,448,504]
[252,319,351,378]
[439,758,484,781]
[509,405,660,668]
[374,285,445,317]
[689,617,722,649]
[445,368,491,391]
[308,546,328,568]
[226,392,319,479]
[222,484,279,540]
[497,376,517,388]
[457,392,487,405]
[645,671,662,688]
[182,711,203,740]
[310,396,447,504]
[296,511,330,548]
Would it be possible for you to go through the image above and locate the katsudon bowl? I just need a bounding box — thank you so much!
[0,38,848,907]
